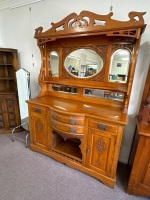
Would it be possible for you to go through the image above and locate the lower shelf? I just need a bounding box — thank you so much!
[52,139,82,162]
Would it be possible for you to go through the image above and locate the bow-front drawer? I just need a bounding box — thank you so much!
[89,119,118,134]
[51,111,84,125]
[51,118,84,134]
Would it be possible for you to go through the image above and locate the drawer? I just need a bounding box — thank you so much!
[51,111,84,125]
[51,119,84,134]
[31,106,47,115]
[89,119,118,134]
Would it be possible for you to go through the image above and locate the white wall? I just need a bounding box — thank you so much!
[0,0,150,163]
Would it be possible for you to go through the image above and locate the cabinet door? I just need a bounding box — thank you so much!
[5,96,18,129]
[31,112,48,149]
[86,128,116,176]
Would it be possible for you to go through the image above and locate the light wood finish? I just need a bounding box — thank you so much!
[127,67,150,197]
[27,11,146,188]
[0,48,20,133]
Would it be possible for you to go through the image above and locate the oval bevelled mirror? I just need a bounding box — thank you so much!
[49,51,59,77]
[109,49,130,83]
[64,49,103,78]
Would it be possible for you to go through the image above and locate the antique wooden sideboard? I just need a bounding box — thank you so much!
[26,11,146,188]
[127,66,150,196]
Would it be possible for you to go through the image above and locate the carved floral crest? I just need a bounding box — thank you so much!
[34,11,146,44]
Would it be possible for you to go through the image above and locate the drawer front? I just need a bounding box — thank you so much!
[51,119,84,134]
[89,119,118,133]
[51,111,84,125]
[31,106,47,115]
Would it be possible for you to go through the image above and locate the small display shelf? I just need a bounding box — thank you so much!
[52,131,82,162]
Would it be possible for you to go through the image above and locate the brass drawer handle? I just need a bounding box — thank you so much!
[69,119,78,125]
[51,114,57,120]
[34,108,41,113]
[69,127,77,133]
[98,124,108,131]
[51,121,56,128]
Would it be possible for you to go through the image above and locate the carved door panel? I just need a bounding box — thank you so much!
[86,128,116,176]
[0,96,19,130]
[31,113,48,149]
[0,97,6,129]
[5,96,18,129]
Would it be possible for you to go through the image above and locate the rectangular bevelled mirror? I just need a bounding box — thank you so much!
[84,88,125,102]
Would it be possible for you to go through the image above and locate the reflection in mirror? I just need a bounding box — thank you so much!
[64,49,103,78]
[52,84,77,94]
[49,51,59,77]
[84,88,125,102]
[109,49,130,83]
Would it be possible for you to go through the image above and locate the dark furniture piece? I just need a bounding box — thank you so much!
[127,66,150,197]
[0,48,20,133]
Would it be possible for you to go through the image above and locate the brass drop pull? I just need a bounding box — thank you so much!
[51,121,56,127]
[98,124,108,131]
[34,108,41,113]
[69,119,78,125]
[69,127,77,133]
[51,114,57,120]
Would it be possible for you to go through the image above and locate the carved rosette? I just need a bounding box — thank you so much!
[96,138,105,154]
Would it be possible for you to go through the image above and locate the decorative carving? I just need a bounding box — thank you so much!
[39,69,46,81]
[62,45,107,81]
[112,44,133,53]
[96,138,105,153]
[34,11,146,43]
[36,119,43,132]
[107,29,141,38]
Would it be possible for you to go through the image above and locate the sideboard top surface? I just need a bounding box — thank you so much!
[27,96,127,125]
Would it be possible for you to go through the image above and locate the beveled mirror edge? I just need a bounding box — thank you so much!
[63,48,104,79]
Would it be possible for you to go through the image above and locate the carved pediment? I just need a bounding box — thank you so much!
[34,10,146,43]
